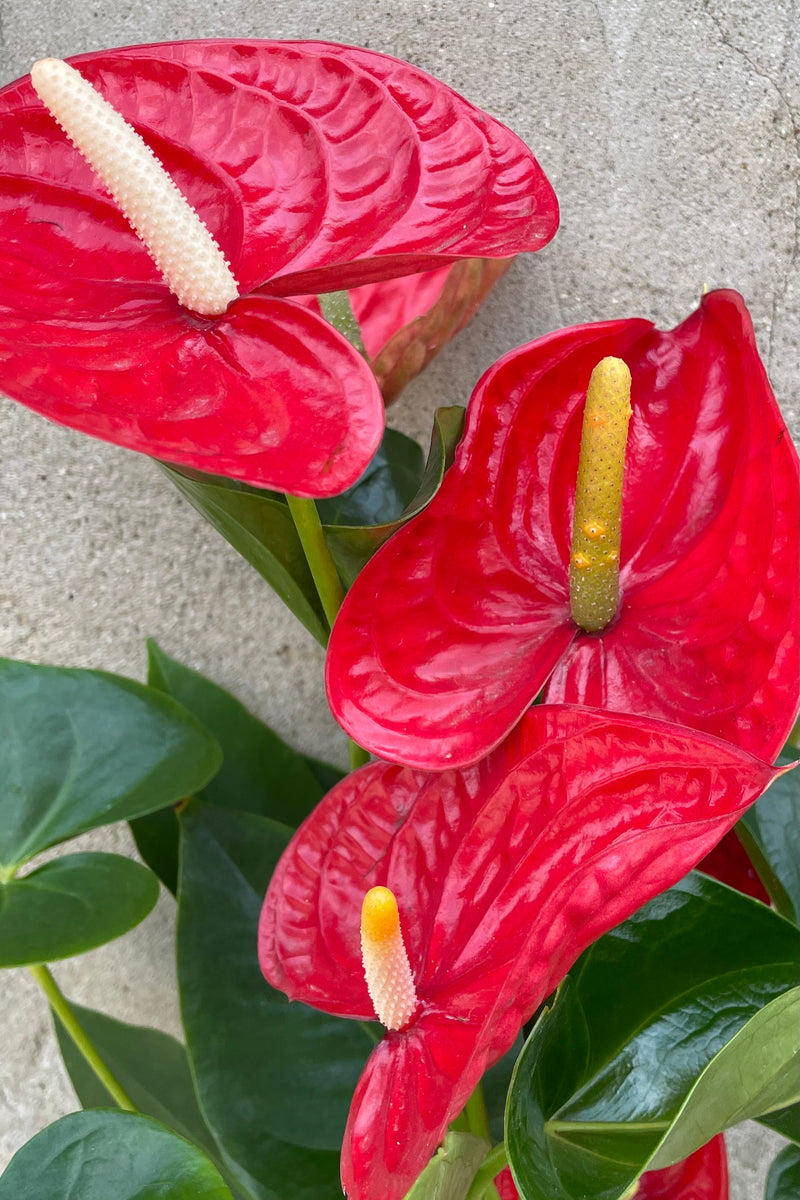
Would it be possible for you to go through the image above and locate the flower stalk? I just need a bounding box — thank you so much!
[29,963,138,1112]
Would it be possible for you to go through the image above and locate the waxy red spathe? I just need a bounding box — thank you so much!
[259,705,782,1200]
[327,289,799,765]
[0,40,558,496]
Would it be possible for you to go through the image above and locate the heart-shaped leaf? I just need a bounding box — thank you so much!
[766,1145,800,1200]
[0,852,158,967]
[737,746,800,923]
[505,873,800,1200]
[131,643,339,892]
[0,658,221,871]
[0,1110,234,1200]
[177,801,370,1194]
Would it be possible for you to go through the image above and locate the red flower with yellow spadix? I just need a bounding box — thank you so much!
[258,705,783,1200]
[0,42,558,496]
[327,289,799,760]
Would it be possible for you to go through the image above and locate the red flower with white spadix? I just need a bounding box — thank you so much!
[258,705,785,1200]
[326,289,799,761]
[0,42,558,496]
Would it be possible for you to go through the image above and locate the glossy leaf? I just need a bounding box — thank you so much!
[131,642,334,892]
[637,1137,728,1200]
[162,465,329,646]
[505,873,799,1200]
[55,1002,218,1161]
[327,290,799,769]
[178,801,370,1196]
[766,1145,800,1200]
[0,657,220,871]
[0,42,557,494]
[757,1106,800,1144]
[259,706,781,1200]
[738,747,800,922]
[315,427,425,527]
[165,407,464,610]
[0,1110,233,1200]
[0,852,158,966]
[324,406,466,586]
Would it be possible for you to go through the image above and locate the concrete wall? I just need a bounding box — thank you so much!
[1,0,797,1191]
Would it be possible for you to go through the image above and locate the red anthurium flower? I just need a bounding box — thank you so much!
[637,1137,729,1200]
[0,41,557,496]
[327,289,799,761]
[259,705,781,1200]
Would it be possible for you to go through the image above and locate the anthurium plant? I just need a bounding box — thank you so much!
[0,39,798,1200]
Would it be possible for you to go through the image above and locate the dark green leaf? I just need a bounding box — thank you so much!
[402,1132,490,1200]
[162,464,328,646]
[177,801,370,1197]
[0,658,221,870]
[130,806,181,896]
[766,1144,800,1200]
[506,873,800,1200]
[738,748,799,923]
[55,1002,218,1159]
[315,426,425,527]
[758,1104,800,1144]
[0,853,158,967]
[483,1036,523,1143]
[132,644,334,892]
[0,1110,234,1199]
[324,406,465,586]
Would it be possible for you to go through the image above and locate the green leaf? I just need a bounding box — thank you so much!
[164,409,464,616]
[0,1110,234,1200]
[766,1144,800,1200]
[0,658,221,871]
[132,644,334,892]
[738,748,799,923]
[161,464,328,646]
[757,1104,800,1144]
[402,1132,490,1200]
[54,1002,218,1158]
[315,426,425,527]
[323,406,465,587]
[0,853,158,966]
[177,801,370,1197]
[506,873,800,1200]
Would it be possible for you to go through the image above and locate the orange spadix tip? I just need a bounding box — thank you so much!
[360,886,418,1031]
[361,886,400,943]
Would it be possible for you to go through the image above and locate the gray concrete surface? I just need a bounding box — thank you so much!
[0,0,796,1190]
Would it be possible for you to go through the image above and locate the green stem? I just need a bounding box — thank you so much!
[464,1144,508,1200]
[285,494,345,631]
[29,964,137,1112]
[463,1083,492,1141]
[349,739,371,770]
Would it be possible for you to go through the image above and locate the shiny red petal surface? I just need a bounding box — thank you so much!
[327,290,799,766]
[0,41,557,491]
[638,1137,729,1200]
[259,706,780,1200]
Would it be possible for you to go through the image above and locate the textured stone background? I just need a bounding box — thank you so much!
[0,0,797,1191]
